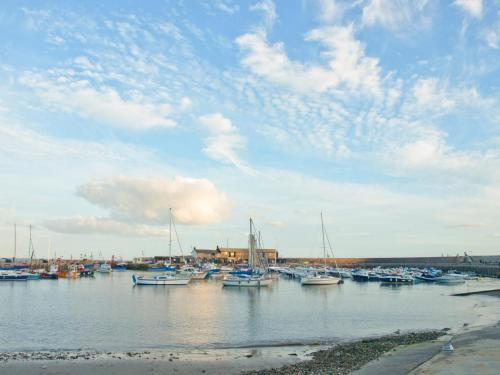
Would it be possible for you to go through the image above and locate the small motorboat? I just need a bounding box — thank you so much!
[97,263,112,273]
[40,272,58,280]
[301,273,342,285]
[379,273,413,284]
[222,274,272,287]
[0,271,28,281]
[132,273,190,286]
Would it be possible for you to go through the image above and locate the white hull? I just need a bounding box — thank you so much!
[132,274,190,285]
[222,277,272,287]
[301,276,341,285]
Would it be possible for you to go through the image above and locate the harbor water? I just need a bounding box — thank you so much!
[0,272,498,352]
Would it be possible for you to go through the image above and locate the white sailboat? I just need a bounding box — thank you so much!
[222,219,273,287]
[301,213,341,285]
[132,208,190,286]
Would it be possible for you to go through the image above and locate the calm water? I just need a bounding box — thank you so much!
[0,272,498,352]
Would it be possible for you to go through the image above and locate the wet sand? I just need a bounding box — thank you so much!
[0,346,318,375]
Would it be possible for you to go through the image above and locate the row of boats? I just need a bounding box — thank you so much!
[274,266,478,285]
[0,262,128,281]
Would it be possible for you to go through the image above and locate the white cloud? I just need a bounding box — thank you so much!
[0,120,153,164]
[45,217,168,237]
[76,176,232,225]
[362,0,431,31]
[236,24,382,96]
[411,77,456,112]
[199,112,235,134]
[386,131,475,172]
[455,0,483,19]
[180,97,192,111]
[19,72,176,130]
[250,0,277,29]
[316,0,343,24]
[199,113,253,173]
[215,0,240,15]
[484,25,500,49]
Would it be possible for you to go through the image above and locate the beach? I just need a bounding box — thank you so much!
[2,324,498,375]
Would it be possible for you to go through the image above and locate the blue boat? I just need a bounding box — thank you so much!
[229,266,253,276]
[112,263,128,271]
[352,269,380,282]
[0,271,28,281]
[0,265,26,271]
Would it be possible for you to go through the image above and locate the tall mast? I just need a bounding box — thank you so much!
[169,207,172,265]
[249,218,253,269]
[321,213,326,275]
[13,223,16,263]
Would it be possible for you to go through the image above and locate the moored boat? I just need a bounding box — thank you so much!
[111,263,128,271]
[300,213,342,286]
[222,275,272,287]
[378,273,413,284]
[132,208,191,286]
[40,272,58,280]
[0,271,28,281]
[301,273,342,285]
[222,218,272,288]
[97,263,112,273]
[132,273,190,285]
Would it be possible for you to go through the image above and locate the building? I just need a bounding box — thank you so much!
[192,246,278,264]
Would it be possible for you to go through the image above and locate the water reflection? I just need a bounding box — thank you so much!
[0,272,498,351]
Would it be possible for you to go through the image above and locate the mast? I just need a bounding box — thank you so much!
[248,218,253,269]
[169,207,172,265]
[13,223,16,264]
[321,213,327,275]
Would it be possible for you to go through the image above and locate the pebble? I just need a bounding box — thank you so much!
[243,331,444,375]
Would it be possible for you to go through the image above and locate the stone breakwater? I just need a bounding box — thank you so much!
[243,331,445,375]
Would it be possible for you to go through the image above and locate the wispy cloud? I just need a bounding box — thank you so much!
[199,113,254,173]
[45,217,168,237]
[236,24,382,96]
[361,0,432,32]
[454,0,483,19]
[19,72,176,130]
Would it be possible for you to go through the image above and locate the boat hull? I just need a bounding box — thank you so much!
[132,274,190,285]
[222,277,272,287]
[0,274,28,281]
[301,276,341,285]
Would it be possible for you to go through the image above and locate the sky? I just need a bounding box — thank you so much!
[0,0,499,260]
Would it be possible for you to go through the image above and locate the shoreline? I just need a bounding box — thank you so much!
[1,291,498,374]
[0,331,444,375]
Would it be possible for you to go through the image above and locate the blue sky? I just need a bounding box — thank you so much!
[1,0,499,259]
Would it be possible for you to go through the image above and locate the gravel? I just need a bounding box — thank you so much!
[243,330,445,375]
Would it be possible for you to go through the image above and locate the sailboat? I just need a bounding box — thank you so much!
[301,213,341,285]
[132,208,191,286]
[222,218,273,287]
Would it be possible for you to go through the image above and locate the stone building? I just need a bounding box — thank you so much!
[192,246,278,264]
